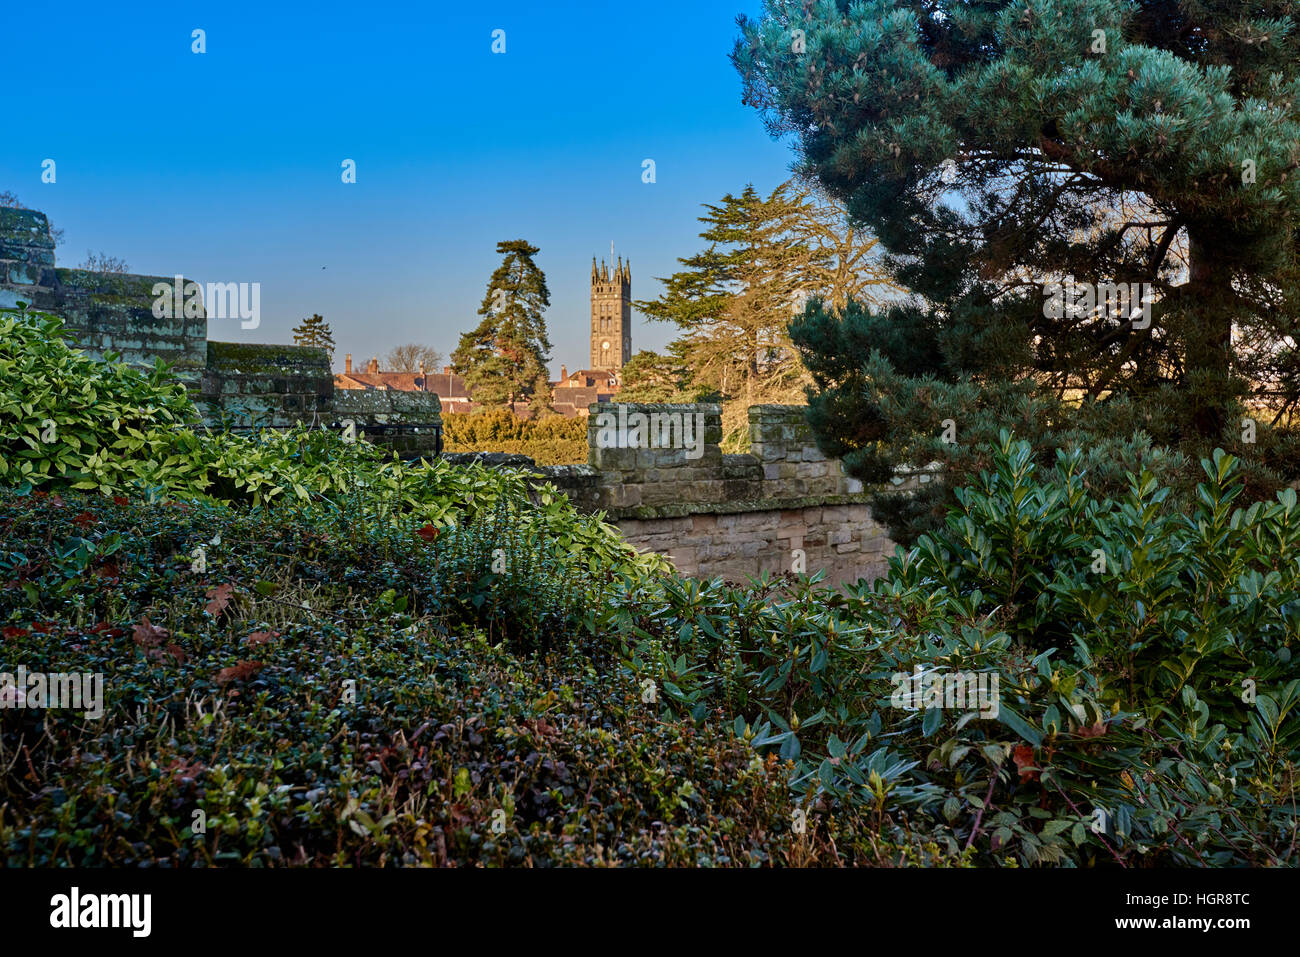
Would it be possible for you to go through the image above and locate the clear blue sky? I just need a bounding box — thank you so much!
[2,0,796,375]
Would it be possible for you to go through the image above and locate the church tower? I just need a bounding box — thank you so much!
[590,255,631,374]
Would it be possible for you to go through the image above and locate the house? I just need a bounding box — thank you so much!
[335,355,473,413]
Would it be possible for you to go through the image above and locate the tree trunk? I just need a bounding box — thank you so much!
[1183,231,1236,442]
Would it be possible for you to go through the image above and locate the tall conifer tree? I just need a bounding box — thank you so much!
[452,240,554,413]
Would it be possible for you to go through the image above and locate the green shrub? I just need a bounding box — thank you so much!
[442,409,587,465]
[590,436,1299,865]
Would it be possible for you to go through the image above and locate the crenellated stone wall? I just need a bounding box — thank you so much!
[331,388,443,454]
[534,402,932,587]
[197,341,335,427]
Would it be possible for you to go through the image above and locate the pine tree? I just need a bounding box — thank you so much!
[291,314,335,364]
[452,240,553,412]
[736,0,1300,537]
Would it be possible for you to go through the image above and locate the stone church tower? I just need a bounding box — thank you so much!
[590,255,631,373]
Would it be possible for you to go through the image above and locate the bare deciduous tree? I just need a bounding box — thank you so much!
[385,343,444,373]
[77,250,131,274]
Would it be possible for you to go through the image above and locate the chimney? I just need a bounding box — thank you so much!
[561,364,568,382]
[366,356,379,374]
[443,365,452,375]
[345,353,352,374]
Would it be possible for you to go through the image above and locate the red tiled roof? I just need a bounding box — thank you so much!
[335,371,470,399]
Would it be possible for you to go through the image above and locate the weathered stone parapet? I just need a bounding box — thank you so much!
[196,341,333,428]
[1,209,209,379]
[587,402,724,471]
[534,402,930,585]
[332,386,442,425]
[576,401,911,521]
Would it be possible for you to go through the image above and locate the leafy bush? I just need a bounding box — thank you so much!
[0,311,198,491]
[588,437,1299,865]
[898,434,1298,715]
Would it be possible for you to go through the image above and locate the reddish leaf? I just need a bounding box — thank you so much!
[163,757,206,784]
[31,622,56,634]
[215,661,264,686]
[205,583,234,617]
[1,626,28,639]
[245,631,279,648]
[112,496,130,506]
[132,615,170,650]
[1012,744,1040,783]
[415,524,439,542]
[73,511,96,529]
[148,644,187,665]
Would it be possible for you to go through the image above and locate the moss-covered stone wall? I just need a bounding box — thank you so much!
[0,209,206,378]
[196,341,335,427]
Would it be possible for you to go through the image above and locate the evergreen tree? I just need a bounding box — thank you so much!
[291,314,335,364]
[637,181,888,443]
[452,240,553,413]
[736,0,1300,537]
[617,348,695,403]
[636,182,826,411]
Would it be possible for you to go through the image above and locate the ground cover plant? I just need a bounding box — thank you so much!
[0,491,883,866]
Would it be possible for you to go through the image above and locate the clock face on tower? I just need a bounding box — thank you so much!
[601,341,610,351]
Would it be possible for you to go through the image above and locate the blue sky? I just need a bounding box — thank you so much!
[3,0,796,374]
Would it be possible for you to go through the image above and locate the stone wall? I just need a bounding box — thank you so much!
[332,388,443,454]
[614,505,895,584]
[533,402,930,587]
[0,208,206,378]
[0,207,440,452]
[197,341,334,427]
